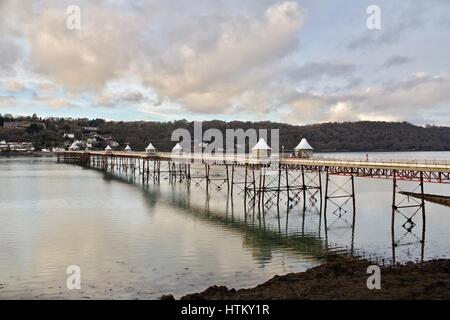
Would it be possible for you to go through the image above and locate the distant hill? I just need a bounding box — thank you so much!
[97,120,450,152]
[1,115,450,152]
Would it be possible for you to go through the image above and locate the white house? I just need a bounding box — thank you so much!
[294,138,314,158]
[145,142,156,154]
[124,144,132,152]
[68,140,84,151]
[105,145,112,154]
[251,138,271,159]
[172,143,183,155]
[63,132,75,139]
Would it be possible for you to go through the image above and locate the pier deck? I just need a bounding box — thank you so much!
[59,150,450,183]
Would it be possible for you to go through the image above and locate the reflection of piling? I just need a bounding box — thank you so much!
[391,170,426,263]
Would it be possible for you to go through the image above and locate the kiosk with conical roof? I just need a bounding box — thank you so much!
[124,144,132,152]
[252,138,271,159]
[145,142,156,154]
[294,138,314,158]
[172,143,183,155]
[68,141,80,151]
[105,145,112,154]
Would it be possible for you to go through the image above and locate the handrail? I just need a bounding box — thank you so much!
[58,150,450,170]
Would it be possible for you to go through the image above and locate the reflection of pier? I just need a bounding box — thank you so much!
[58,151,450,263]
[98,169,329,262]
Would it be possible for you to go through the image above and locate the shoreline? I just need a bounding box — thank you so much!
[165,256,450,300]
[0,152,55,157]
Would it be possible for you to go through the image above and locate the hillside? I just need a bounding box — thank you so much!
[1,115,450,152]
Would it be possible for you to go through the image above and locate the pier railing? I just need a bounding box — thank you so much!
[61,150,450,172]
[309,156,450,166]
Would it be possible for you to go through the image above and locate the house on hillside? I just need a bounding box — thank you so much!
[3,121,31,129]
[63,133,75,139]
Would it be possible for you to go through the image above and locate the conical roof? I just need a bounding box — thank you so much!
[105,145,112,151]
[252,138,271,150]
[295,138,313,150]
[172,143,183,151]
[145,142,156,150]
[124,144,131,151]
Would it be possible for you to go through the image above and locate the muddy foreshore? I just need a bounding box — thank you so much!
[162,256,450,300]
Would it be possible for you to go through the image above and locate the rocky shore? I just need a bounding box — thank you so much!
[165,256,450,300]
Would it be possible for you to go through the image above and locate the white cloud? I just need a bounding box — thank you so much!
[1,0,450,125]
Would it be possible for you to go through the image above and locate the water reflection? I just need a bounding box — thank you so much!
[103,170,330,262]
[88,161,433,265]
[1,156,446,299]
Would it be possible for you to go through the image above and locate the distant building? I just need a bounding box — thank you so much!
[68,140,86,151]
[0,141,34,152]
[107,140,120,148]
[124,145,132,152]
[0,140,7,152]
[3,121,31,129]
[252,138,271,159]
[68,143,79,151]
[83,126,98,132]
[63,133,75,139]
[294,138,314,158]
[105,145,112,154]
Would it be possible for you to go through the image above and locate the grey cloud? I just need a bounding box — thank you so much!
[1,0,450,125]
[281,73,450,125]
[0,42,19,71]
[347,7,425,51]
[121,92,145,103]
[382,55,413,68]
[287,62,356,81]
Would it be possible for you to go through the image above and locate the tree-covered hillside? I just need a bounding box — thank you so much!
[1,114,449,152]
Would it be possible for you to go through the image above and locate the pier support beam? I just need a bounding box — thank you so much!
[323,172,357,251]
[391,170,426,263]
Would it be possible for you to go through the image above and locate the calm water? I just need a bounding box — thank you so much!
[1,152,450,299]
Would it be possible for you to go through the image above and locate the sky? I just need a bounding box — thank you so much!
[0,0,450,125]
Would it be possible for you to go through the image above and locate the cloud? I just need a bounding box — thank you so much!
[285,61,356,81]
[140,1,305,113]
[0,37,22,72]
[382,55,413,68]
[1,0,450,125]
[1,80,27,93]
[1,0,306,115]
[281,73,450,125]
[347,4,425,51]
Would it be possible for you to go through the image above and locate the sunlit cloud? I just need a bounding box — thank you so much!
[0,0,449,125]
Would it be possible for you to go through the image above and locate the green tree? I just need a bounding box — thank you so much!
[26,123,44,134]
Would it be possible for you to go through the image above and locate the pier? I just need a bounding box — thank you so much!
[57,150,450,263]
